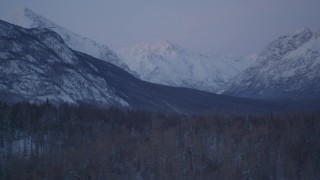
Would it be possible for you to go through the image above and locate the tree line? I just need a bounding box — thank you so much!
[0,102,319,179]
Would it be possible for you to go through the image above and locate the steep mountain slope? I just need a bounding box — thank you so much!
[117,41,253,92]
[0,20,290,114]
[0,20,128,106]
[3,7,134,74]
[222,28,320,99]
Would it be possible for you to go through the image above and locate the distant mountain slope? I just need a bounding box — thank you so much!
[0,19,292,114]
[3,7,135,75]
[117,41,253,92]
[222,28,320,99]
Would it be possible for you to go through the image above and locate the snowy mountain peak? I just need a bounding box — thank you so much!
[2,7,135,74]
[3,7,54,29]
[222,27,320,99]
[289,27,312,36]
[155,40,180,50]
[117,41,253,92]
[0,20,128,105]
[155,40,174,47]
[258,27,313,63]
[128,40,183,55]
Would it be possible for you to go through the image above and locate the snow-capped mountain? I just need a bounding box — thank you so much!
[117,41,253,92]
[0,20,128,106]
[2,7,134,74]
[222,28,320,99]
[0,20,291,114]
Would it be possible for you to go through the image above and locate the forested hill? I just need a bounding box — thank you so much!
[0,102,319,179]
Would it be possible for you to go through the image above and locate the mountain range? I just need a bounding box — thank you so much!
[1,7,320,114]
[4,7,253,93]
[0,19,285,114]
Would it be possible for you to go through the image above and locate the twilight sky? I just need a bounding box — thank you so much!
[1,0,320,55]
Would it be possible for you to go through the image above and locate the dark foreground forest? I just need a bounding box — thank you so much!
[0,102,319,180]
